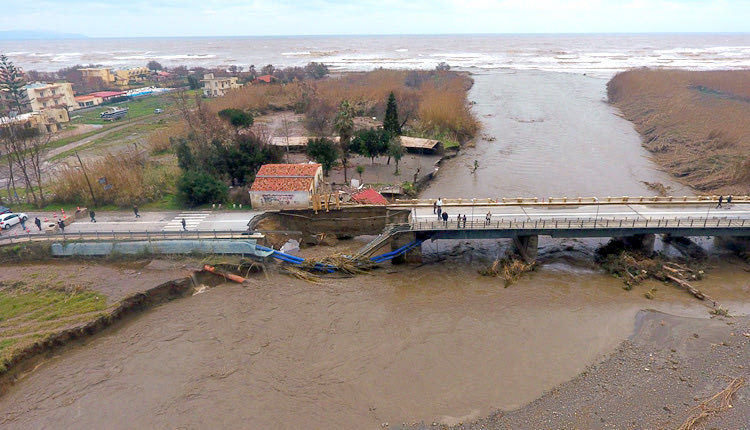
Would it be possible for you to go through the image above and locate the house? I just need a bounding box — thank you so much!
[89,91,126,101]
[254,74,276,84]
[0,107,69,133]
[399,136,443,154]
[269,136,340,152]
[78,67,116,85]
[201,73,241,97]
[249,163,323,209]
[24,82,77,112]
[114,67,150,86]
[74,94,104,109]
[351,187,388,205]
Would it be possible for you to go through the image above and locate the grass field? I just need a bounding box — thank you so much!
[0,279,107,372]
[70,93,175,125]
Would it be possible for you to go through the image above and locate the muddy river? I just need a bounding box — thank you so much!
[1,71,748,429]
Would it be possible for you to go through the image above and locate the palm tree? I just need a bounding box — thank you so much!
[334,100,355,183]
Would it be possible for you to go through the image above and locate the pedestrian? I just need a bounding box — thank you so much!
[437,197,443,220]
[727,195,733,206]
[433,200,437,214]
[716,195,723,209]
[90,209,96,222]
[441,211,448,226]
[58,219,65,233]
[181,218,187,231]
[34,217,41,231]
[462,214,467,228]
[133,205,141,218]
[485,211,492,226]
[20,217,26,230]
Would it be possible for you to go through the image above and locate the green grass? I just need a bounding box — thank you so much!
[70,93,175,125]
[0,283,108,371]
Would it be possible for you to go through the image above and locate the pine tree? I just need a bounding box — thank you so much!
[0,54,28,115]
[383,91,401,135]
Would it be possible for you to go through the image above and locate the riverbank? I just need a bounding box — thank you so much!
[608,69,750,195]
[448,311,750,430]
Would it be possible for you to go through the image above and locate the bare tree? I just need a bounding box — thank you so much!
[3,123,50,206]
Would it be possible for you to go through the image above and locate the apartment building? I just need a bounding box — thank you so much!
[201,73,241,97]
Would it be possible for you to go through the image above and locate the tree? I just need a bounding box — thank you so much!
[356,165,365,182]
[305,62,329,80]
[383,91,401,135]
[388,136,403,175]
[147,60,163,71]
[218,108,253,130]
[306,137,338,176]
[352,128,390,165]
[0,123,50,206]
[177,170,228,207]
[261,64,275,76]
[0,54,28,115]
[334,100,355,183]
[187,74,201,90]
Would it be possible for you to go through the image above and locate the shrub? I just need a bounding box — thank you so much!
[177,170,228,206]
[307,137,338,176]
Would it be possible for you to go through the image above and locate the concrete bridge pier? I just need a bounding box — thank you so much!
[621,233,655,256]
[390,232,423,265]
[512,235,538,263]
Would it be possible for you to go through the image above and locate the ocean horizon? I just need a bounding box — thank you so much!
[2,33,750,76]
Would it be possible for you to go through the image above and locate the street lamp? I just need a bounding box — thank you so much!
[471,198,475,228]
[594,197,600,228]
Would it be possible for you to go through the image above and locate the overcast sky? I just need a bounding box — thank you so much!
[5,0,749,37]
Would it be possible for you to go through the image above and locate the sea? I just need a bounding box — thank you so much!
[2,33,750,76]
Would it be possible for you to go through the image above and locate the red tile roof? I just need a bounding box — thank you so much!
[256,163,321,177]
[250,163,321,192]
[74,95,99,101]
[255,75,274,83]
[351,188,388,205]
[90,91,125,98]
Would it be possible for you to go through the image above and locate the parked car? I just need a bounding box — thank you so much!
[0,212,27,229]
[0,206,10,215]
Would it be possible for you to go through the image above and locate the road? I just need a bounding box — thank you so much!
[2,202,747,239]
[3,209,262,237]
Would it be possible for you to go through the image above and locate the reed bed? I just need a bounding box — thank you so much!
[608,69,750,193]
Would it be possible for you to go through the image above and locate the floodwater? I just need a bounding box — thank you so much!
[3,263,749,430]
[1,71,748,429]
[423,70,690,199]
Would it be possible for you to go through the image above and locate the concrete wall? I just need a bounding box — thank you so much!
[250,191,311,210]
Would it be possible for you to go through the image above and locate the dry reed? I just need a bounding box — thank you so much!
[678,377,745,430]
[608,69,750,193]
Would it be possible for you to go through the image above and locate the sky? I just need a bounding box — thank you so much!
[3,0,749,38]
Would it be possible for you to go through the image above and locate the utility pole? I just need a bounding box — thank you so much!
[75,151,98,208]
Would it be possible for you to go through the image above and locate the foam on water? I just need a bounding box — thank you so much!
[4,33,750,74]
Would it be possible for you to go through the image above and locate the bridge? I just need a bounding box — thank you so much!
[358,196,750,262]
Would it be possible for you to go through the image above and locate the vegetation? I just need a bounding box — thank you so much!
[176,169,228,206]
[608,69,750,193]
[334,100,355,183]
[0,279,107,372]
[383,91,401,134]
[306,137,339,176]
[351,128,392,164]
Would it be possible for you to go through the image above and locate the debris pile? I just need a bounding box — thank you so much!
[479,256,535,287]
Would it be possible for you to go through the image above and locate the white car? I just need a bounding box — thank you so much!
[0,212,28,229]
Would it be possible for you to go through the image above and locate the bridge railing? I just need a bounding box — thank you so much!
[390,195,750,207]
[402,216,750,231]
[0,230,255,247]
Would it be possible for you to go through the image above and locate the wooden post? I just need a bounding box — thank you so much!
[75,151,98,208]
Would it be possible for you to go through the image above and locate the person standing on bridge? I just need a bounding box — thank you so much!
[181,218,187,231]
[485,211,492,226]
[462,214,467,228]
[441,211,448,226]
[717,196,723,209]
[457,213,462,227]
[727,195,733,207]
[433,200,437,214]
[437,198,443,220]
